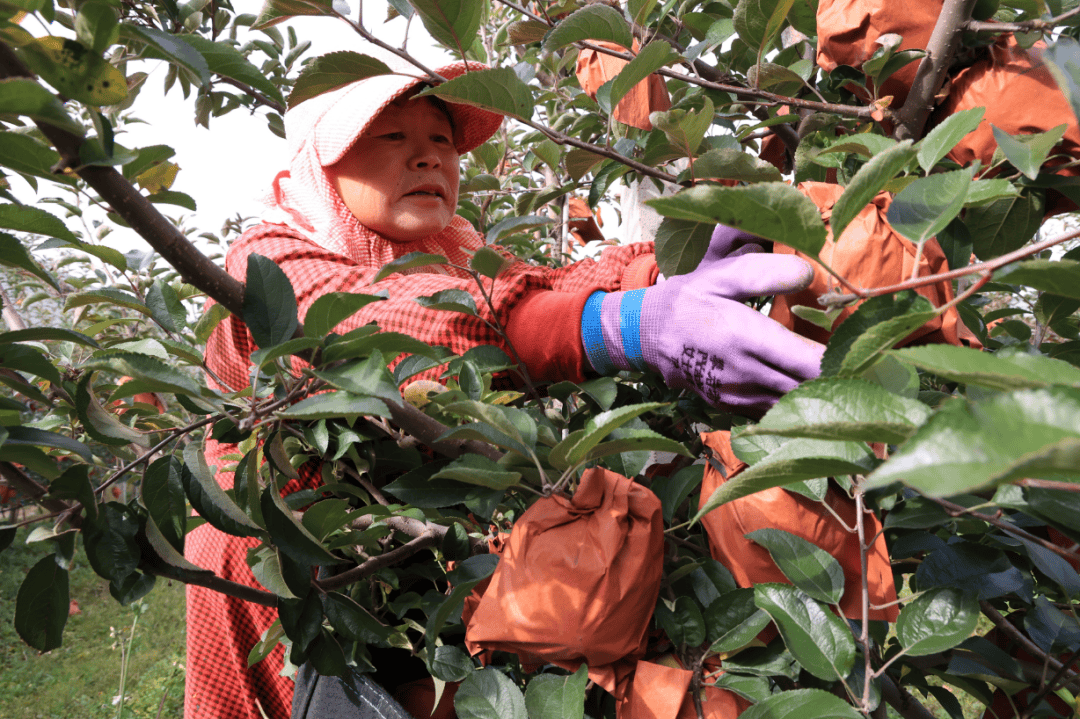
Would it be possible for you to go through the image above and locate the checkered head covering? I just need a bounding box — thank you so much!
[264,60,504,276]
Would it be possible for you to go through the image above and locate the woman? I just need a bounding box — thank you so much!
[187,60,823,719]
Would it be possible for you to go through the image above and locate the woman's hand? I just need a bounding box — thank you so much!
[582,240,823,416]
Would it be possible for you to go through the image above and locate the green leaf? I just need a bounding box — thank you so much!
[821,291,937,378]
[966,190,1046,261]
[680,147,783,184]
[734,0,798,56]
[181,443,263,539]
[652,464,704,524]
[414,289,478,316]
[1044,38,1080,126]
[886,168,973,245]
[0,203,76,242]
[523,665,588,719]
[693,439,877,522]
[485,215,554,243]
[648,183,827,261]
[0,233,58,289]
[419,67,534,122]
[896,587,979,655]
[183,35,285,107]
[302,292,384,338]
[739,688,865,719]
[431,644,475,683]
[964,179,1020,206]
[141,455,187,553]
[431,453,522,490]
[650,96,714,156]
[4,425,93,463]
[704,588,772,654]
[0,131,73,186]
[311,351,401,404]
[747,528,845,605]
[65,287,149,315]
[455,666,527,719]
[867,386,1080,496]
[993,123,1069,180]
[83,350,201,396]
[118,25,209,84]
[252,0,334,29]
[470,246,515,278]
[15,554,68,652]
[75,372,151,448]
[830,141,916,243]
[917,107,985,173]
[744,377,931,444]
[0,326,99,349]
[563,402,665,465]
[371,251,449,283]
[0,78,82,135]
[542,4,633,53]
[244,253,298,349]
[145,280,186,333]
[584,429,691,463]
[997,259,1080,300]
[75,2,119,54]
[0,344,60,386]
[17,37,126,105]
[754,584,856,681]
[275,391,391,420]
[600,40,678,114]
[287,51,393,108]
[409,0,483,54]
[322,592,390,643]
[143,514,207,575]
[653,218,713,277]
[891,344,1080,391]
[261,483,340,567]
[82,503,140,583]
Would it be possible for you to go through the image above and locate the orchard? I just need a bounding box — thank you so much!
[1,0,1080,718]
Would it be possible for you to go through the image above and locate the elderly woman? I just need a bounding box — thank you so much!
[186,60,823,719]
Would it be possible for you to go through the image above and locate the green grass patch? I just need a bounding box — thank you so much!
[0,526,186,718]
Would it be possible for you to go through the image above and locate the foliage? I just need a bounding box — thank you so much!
[1,1,1080,718]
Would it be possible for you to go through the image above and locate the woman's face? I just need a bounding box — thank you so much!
[328,96,460,243]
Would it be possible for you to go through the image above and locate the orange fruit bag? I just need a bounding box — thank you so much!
[769,181,967,347]
[464,466,664,694]
[697,430,898,622]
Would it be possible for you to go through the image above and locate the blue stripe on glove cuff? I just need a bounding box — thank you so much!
[619,289,647,372]
[582,291,616,375]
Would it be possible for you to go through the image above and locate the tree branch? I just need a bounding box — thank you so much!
[0,41,246,319]
[896,0,980,140]
[0,461,74,518]
[966,6,1080,33]
[981,601,1080,690]
[315,531,439,591]
[930,495,1080,565]
[145,560,278,607]
[823,224,1080,306]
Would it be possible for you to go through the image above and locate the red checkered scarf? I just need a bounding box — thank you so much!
[261,116,482,280]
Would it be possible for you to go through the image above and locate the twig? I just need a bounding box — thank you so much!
[316,532,439,591]
[878,671,940,719]
[214,75,286,114]
[824,224,1080,305]
[95,415,218,497]
[966,6,1080,32]
[929,495,1080,565]
[896,0,980,140]
[1018,478,1080,493]
[980,601,1080,688]
[857,491,874,713]
[1022,648,1080,715]
[0,461,73,518]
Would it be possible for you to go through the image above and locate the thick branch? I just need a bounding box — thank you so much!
[387,400,505,462]
[895,0,980,140]
[878,672,940,719]
[0,41,246,319]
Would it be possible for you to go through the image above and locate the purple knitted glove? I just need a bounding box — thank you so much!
[581,251,824,415]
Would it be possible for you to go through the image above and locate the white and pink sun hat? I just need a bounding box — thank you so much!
[284,59,505,167]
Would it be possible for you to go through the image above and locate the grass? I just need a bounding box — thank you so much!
[0,525,186,719]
